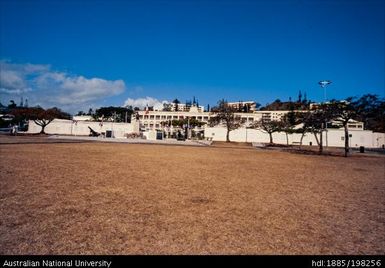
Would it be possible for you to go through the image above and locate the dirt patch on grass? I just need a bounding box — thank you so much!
[0,138,384,254]
[212,141,252,147]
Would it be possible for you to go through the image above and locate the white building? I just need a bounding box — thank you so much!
[136,107,383,148]
[204,126,384,148]
[227,101,258,112]
[137,108,365,131]
[169,102,205,112]
[25,103,383,148]
[28,119,140,138]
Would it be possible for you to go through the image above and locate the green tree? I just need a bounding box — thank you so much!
[295,111,312,147]
[8,100,17,109]
[280,110,299,145]
[93,106,133,123]
[11,107,71,134]
[354,94,385,132]
[172,99,180,111]
[209,99,242,142]
[252,119,282,144]
[300,105,333,154]
[162,103,172,111]
[326,99,358,157]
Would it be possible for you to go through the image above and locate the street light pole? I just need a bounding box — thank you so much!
[318,80,332,103]
[318,80,332,148]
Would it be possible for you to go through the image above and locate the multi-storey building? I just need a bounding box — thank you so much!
[168,102,205,112]
[227,101,258,113]
[137,106,292,132]
[137,108,363,133]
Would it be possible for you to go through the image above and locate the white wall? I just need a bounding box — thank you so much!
[204,127,385,148]
[28,119,140,138]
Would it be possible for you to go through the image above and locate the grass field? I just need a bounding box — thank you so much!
[0,136,384,254]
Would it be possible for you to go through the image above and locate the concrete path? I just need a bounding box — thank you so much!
[48,135,213,146]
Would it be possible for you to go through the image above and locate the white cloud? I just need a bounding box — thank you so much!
[35,72,125,105]
[0,70,27,90]
[0,60,126,112]
[124,96,169,110]
[0,87,32,95]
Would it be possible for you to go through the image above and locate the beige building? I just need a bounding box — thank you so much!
[138,108,295,131]
[227,101,258,112]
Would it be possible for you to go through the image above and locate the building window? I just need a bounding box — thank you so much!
[341,137,344,141]
[150,115,154,119]
[144,115,148,119]
[203,116,208,120]
[156,115,160,120]
[161,115,166,119]
[167,116,172,119]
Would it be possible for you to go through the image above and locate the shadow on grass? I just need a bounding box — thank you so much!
[257,143,385,157]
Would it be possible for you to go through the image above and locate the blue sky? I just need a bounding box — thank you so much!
[0,0,384,113]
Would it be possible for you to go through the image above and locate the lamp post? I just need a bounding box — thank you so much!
[318,80,332,103]
[318,80,332,148]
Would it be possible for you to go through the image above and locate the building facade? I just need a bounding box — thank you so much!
[227,101,258,112]
[28,119,140,138]
[25,100,382,148]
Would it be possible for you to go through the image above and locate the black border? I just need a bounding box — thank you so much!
[0,255,384,268]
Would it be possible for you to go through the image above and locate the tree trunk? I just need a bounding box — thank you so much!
[40,125,46,134]
[313,132,320,146]
[344,124,349,157]
[300,132,305,147]
[285,132,289,145]
[313,132,322,154]
[269,132,273,144]
[35,119,51,135]
[226,129,230,142]
[319,130,323,154]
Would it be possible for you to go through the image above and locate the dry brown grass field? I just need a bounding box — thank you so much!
[0,136,384,254]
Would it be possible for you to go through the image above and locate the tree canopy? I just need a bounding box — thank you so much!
[251,119,282,144]
[354,94,385,133]
[209,99,242,142]
[93,106,133,123]
[260,98,310,111]
[11,107,71,134]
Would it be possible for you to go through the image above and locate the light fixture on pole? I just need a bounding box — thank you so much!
[318,80,332,148]
[318,80,332,103]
